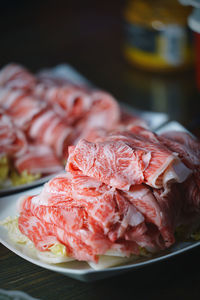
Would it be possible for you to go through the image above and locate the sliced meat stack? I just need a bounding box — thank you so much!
[0,109,27,158]
[18,126,200,263]
[0,63,144,181]
[0,109,63,177]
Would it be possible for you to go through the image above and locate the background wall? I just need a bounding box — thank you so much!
[0,0,199,134]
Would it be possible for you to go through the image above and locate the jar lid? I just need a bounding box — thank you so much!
[188,8,200,32]
[179,0,200,7]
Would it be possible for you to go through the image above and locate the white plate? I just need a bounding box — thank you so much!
[0,173,60,197]
[1,122,200,282]
[156,121,191,135]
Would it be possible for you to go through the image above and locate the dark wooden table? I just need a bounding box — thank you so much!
[1,243,200,300]
[1,1,200,299]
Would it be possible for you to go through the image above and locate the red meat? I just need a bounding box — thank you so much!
[0,63,36,90]
[15,144,63,175]
[0,109,27,157]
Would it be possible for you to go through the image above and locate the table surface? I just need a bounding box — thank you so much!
[1,242,200,300]
[1,1,200,299]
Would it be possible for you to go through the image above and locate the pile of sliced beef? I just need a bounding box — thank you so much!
[0,63,143,177]
[18,125,200,263]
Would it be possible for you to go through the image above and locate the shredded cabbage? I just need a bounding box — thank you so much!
[191,230,200,241]
[10,170,41,186]
[175,225,187,239]
[0,157,41,188]
[0,216,29,244]
[49,243,67,257]
[0,216,73,263]
[0,156,9,183]
[139,246,151,257]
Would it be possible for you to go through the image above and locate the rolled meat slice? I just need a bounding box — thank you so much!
[76,91,120,131]
[15,144,63,175]
[0,87,73,159]
[34,85,91,125]
[0,88,46,130]
[0,63,36,90]
[29,109,73,158]
[0,109,27,157]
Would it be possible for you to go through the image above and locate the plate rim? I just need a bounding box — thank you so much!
[1,234,200,276]
[1,184,200,278]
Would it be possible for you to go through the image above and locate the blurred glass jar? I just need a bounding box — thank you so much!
[124,0,194,72]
